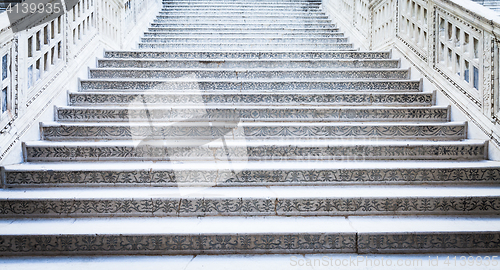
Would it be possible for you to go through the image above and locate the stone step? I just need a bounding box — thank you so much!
[160,8,322,12]
[4,160,500,187]
[157,15,327,19]
[142,32,345,38]
[160,2,322,6]
[153,16,331,24]
[97,59,398,69]
[161,3,321,6]
[149,23,335,29]
[162,0,322,2]
[157,10,326,15]
[162,0,322,3]
[146,27,340,33]
[22,139,485,162]
[69,91,433,107]
[152,19,336,24]
[4,254,500,269]
[161,2,321,6]
[88,68,409,80]
[79,79,421,92]
[137,43,354,51]
[103,51,390,60]
[139,37,349,44]
[0,216,499,255]
[54,105,448,122]
[40,121,466,141]
[0,186,499,217]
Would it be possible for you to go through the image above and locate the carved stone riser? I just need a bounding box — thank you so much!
[157,11,326,16]
[143,32,345,38]
[0,232,499,256]
[80,80,420,92]
[88,69,409,80]
[150,23,335,29]
[0,196,499,217]
[24,143,486,162]
[55,107,448,122]
[152,19,332,24]
[103,51,391,60]
[147,27,341,33]
[41,123,466,141]
[97,59,397,69]
[69,92,433,106]
[0,233,357,256]
[140,37,349,44]
[160,7,322,12]
[159,4,322,8]
[137,43,354,50]
[5,167,500,187]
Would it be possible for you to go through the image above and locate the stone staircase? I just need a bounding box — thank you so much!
[1,0,500,256]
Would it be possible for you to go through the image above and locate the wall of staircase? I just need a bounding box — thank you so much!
[323,0,500,160]
[0,0,500,257]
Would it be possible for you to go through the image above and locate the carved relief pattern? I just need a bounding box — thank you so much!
[359,233,500,253]
[56,107,449,121]
[25,143,485,161]
[0,232,498,255]
[42,124,465,140]
[6,167,500,186]
[69,93,434,106]
[0,197,499,217]
[0,233,356,255]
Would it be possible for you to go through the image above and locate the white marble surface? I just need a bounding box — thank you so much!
[1,253,500,270]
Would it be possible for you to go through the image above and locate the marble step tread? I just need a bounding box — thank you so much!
[88,68,409,80]
[159,8,322,12]
[137,43,354,51]
[156,13,328,17]
[146,27,341,33]
[160,5,322,7]
[160,4,322,7]
[149,23,334,28]
[160,3,322,6]
[68,91,434,106]
[0,216,499,255]
[96,59,399,69]
[39,121,466,141]
[152,19,332,23]
[0,186,499,217]
[79,79,421,92]
[162,0,322,2]
[161,0,323,2]
[22,139,487,162]
[4,254,500,270]
[54,105,449,122]
[4,160,500,187]
[155,13,330,17]
[142,32,345,37]
[139,37,349,44]
[102,50,390,60]
[157,10,326,14]
[161,4,321,7]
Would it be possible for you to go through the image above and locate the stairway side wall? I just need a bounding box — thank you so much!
[0,0,160,165]
[323,0,500,160]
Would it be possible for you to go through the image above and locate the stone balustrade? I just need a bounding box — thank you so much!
[323,0,500,156]
[0,0,159,163]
